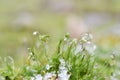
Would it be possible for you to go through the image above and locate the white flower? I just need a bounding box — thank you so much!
[43,72,56,80]
[45,64,51,70]
[30,77,34,80]
[110,74,118,80]
[64,37,68,41]
[72,38,77,44]
[81,33,93,42]
[31,74,43,80]
[59,58,65,66]
[84,41,96,55]
[35,75,43,80]
[58,68,70,80]
[0,76,5,80]
[75,44,83,55]
[58,59,70,80]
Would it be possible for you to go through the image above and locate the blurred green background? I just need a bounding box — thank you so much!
[0,0,120,61]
